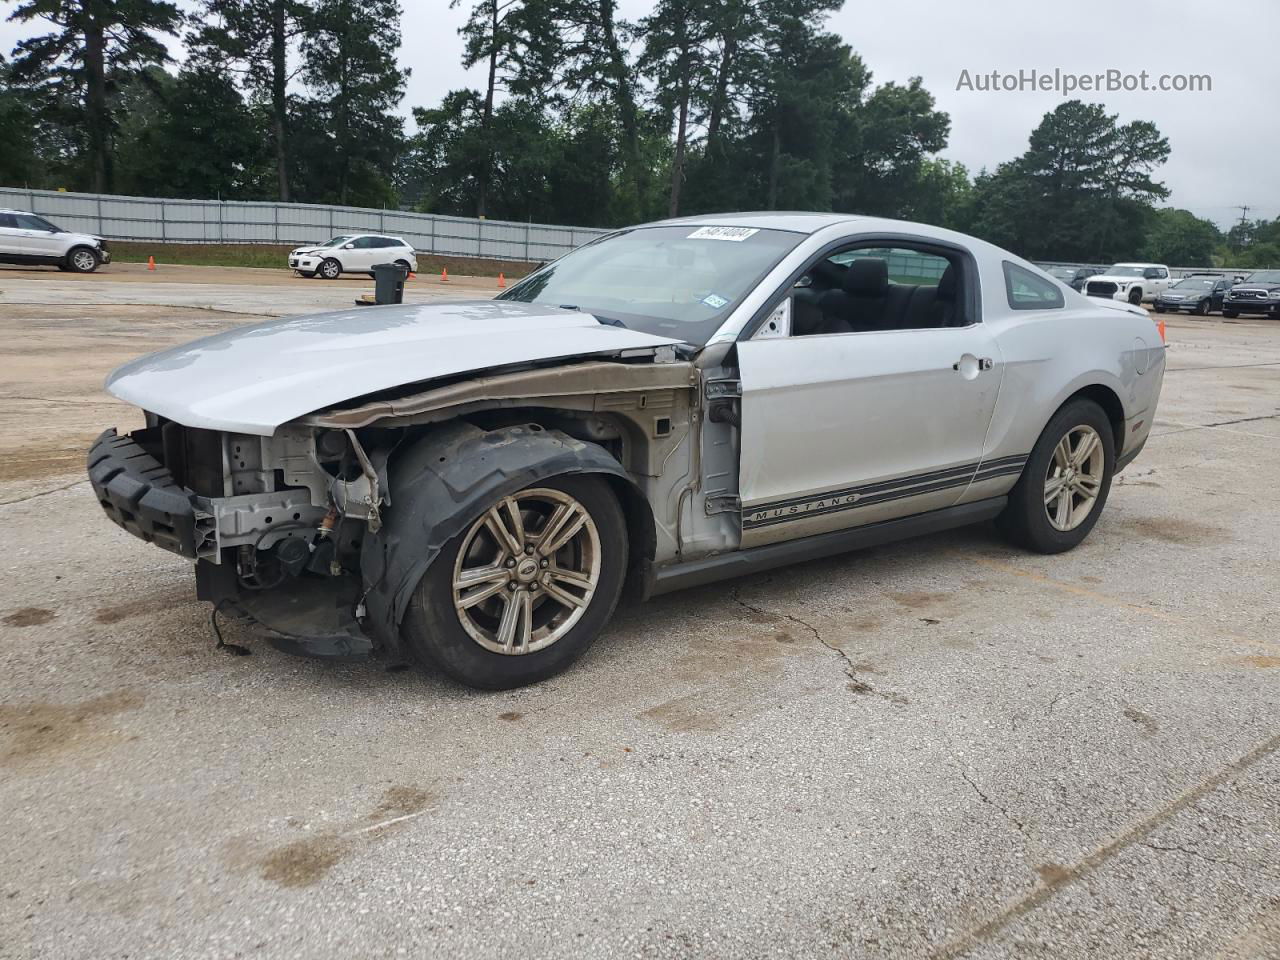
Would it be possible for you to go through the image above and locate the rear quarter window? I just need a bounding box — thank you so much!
[1003,262,1065,311]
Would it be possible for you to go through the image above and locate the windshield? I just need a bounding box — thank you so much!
[1104,265,1147,278]
[498,225,804,344]
[319,236,353,247]
[1171,278,1215,290]
[1245,270,1280,284]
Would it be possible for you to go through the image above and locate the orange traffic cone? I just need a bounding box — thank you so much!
[440,267,449,283]
[1156,318,1167,343]
[498,272,505,289]
[147,256,156,271]
[408,270,416,280]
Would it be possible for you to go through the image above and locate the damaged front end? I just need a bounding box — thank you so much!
[88,416,388,659]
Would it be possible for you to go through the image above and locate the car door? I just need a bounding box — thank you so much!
[735,242,1003,547]
[340,236,376,271]
[0,213,21,256]
[13,214,62,259]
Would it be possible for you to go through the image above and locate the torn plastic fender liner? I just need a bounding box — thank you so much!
[359,422,637,656]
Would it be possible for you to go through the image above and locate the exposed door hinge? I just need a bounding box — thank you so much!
[704,378,741,399]
[704,495,741,515]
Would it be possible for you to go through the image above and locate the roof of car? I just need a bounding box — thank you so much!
[646,211,866,234]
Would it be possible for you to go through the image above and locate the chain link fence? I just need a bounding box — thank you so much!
[0,187,611,263]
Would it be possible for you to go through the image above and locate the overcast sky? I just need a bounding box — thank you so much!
[3,0,1276,227]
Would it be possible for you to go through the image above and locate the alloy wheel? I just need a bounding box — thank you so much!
[72,249,97,272]
[451,488,601,655]
[1043,425,1105,531]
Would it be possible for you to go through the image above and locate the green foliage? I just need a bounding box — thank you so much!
[1142,208,1222,266]
[1,0,1215,270]
[964,100,1171,262]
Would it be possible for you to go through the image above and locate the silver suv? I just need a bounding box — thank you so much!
[0,208,111,273]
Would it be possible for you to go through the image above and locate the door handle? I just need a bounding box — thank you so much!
[952,356,994,372]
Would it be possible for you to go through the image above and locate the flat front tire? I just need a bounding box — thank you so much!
[997,398,1115,554]
[402,475,628,689]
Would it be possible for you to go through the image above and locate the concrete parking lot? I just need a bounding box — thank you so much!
[1,267,1278,959]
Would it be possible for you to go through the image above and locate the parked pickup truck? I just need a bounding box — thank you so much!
[1085,263,1173,305]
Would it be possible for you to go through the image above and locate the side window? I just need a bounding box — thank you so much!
[15,214,49,230]
[1003,262,1064,311]
[352,237,376,249]
[0,214,17,229]
[1156,267,1169,279]
[789,244,968,337]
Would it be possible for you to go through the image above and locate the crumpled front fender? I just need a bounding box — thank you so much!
[359,422,634,656]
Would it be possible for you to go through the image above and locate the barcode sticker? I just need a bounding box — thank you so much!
[686,226,760,242]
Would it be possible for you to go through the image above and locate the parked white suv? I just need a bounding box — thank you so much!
[1084,263,1173,305]
[289,234,418,279]
[0,208,111,273]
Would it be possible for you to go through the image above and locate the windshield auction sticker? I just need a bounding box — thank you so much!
[687,226,760,242]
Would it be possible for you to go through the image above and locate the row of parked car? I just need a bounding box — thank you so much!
[1042,261,1280,318]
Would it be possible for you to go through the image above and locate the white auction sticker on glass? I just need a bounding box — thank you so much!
[686,226,760,242]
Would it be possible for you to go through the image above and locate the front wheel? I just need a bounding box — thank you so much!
[1154,304,1166,313]
[1223,309,1238,318]
[318,257,342,280]
[1195,298,1210,316]
[1128,287,1143,305]
[997,398,1115,554]
[402,475,628,689]
[66,246,100,273]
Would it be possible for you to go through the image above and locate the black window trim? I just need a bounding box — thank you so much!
[737,231,984,341]
[1003,260,1065,311]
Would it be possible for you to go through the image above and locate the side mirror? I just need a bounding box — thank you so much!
[343,243,355,250]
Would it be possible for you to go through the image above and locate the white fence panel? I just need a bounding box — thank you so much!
[0,186,612,262]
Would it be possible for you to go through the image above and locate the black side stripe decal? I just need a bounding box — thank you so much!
[743,454,1029,530]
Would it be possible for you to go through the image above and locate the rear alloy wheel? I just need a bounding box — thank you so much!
[319,257,342,280]
[997,398,1115,554]
[403,475,627,689]
[67,246,100,273]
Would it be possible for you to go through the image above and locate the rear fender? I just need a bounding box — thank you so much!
[359,422,637,656]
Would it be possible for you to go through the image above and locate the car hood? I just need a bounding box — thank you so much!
[1087,274,1148,284]
[105,300,684,435]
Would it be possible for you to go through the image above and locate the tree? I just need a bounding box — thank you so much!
[189,0,312,201]
[450,0,556,218]
[967,101,1171,262]
[1142,208,1222,266]
[7,0,183,191]
[113,65,267,199]
[301,0,408,205]
[0,55,40,185]
[639,0,717,215]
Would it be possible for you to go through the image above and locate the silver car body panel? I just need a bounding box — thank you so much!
[632,212,1164,548]
[104,300,682,435]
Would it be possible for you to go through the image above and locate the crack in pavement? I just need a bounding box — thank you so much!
[0,394,123,407]
[1143,842,1238,868]
[0,479,88,506]
[957,765,1031,840]
[730,591,905,703]
[931,728,1280,959]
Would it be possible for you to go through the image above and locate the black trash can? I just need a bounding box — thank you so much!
[371,261,408,304]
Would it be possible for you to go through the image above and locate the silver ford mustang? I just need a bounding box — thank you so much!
[89,213,1165,688]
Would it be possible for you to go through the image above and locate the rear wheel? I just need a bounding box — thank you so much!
[997,398,1115,554]
[402,475,628,689]
[66,246,100,273]
[318,257,342,280]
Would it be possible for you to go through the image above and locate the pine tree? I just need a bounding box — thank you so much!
[7,0,183,191]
